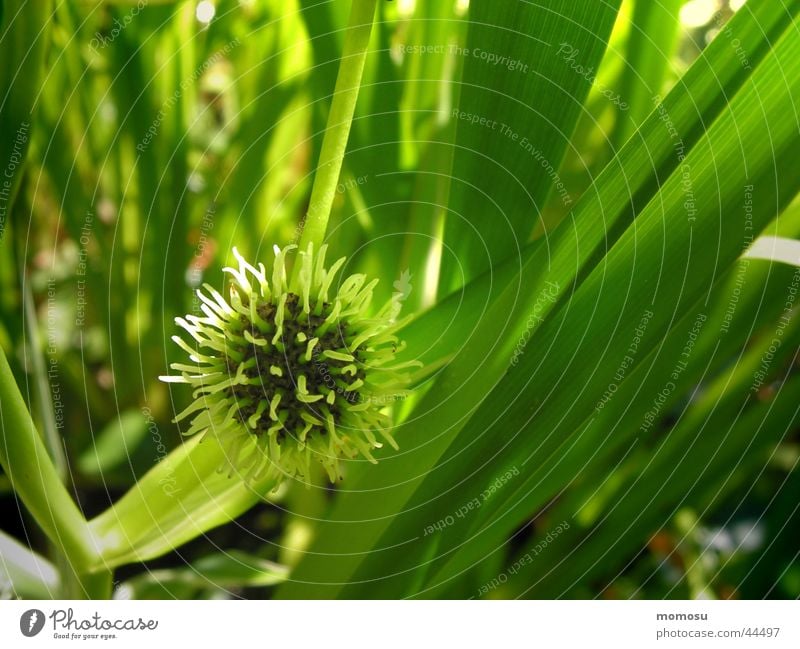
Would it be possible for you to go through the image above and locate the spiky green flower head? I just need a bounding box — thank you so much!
[161,244,416,485]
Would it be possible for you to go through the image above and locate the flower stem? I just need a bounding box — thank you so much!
[58,558,113,599]
[0,348,98,577]
[294,0,377,258]
[88,435,275,570]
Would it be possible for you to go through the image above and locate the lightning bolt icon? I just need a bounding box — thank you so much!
[28,611,38,632]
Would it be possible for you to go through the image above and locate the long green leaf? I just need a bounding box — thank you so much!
[279,0,800,599]
[349,18,800,597]
[438,0,621,291]
[0,349,97,572]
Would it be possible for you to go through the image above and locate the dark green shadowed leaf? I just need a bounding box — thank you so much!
[510,345,800,598]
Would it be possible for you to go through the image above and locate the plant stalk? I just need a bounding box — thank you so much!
[293,0,377,264]
[88,435,276,569]
[0,348,99,580]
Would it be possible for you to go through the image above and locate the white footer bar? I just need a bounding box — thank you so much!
[1,600,797,648]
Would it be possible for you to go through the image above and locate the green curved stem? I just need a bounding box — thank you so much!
[88,435,276,570]
[294,0,378,261]
[0,348,100,587]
